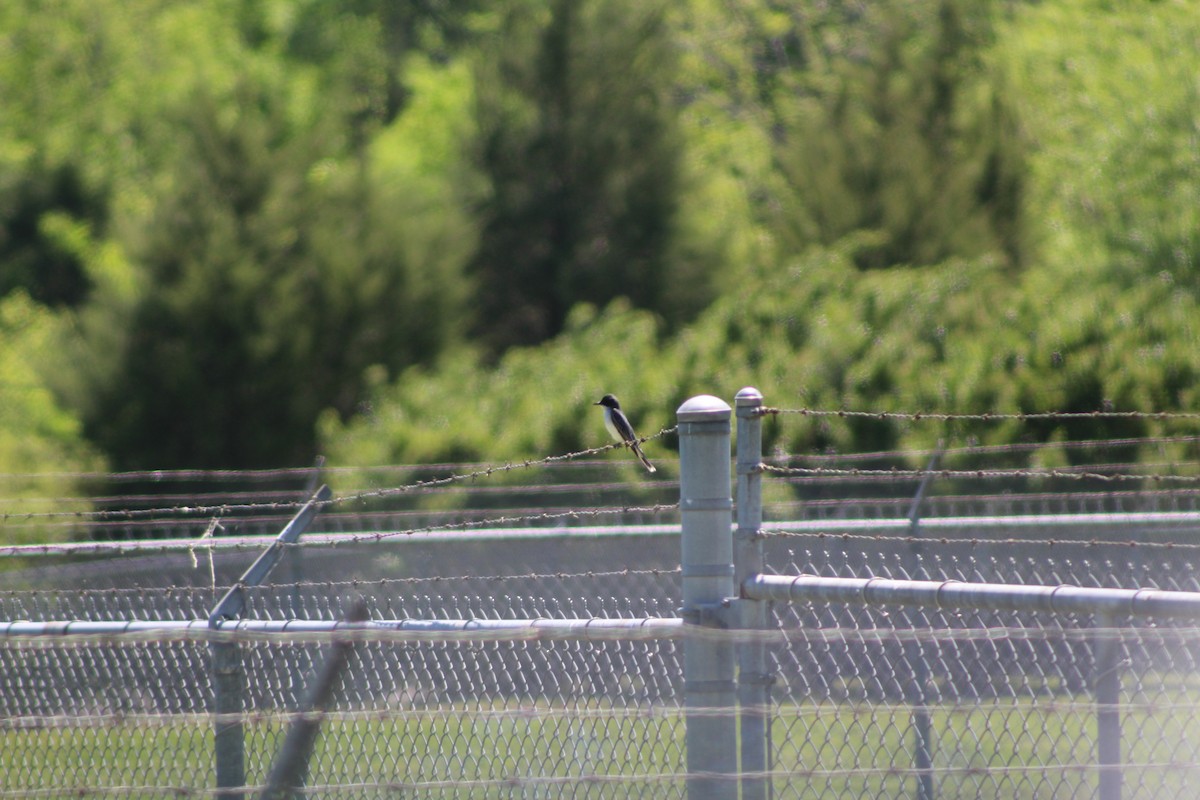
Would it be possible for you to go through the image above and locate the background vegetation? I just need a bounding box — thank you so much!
[2,0,1200,537]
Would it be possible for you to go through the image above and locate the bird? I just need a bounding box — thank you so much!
[594,394,656,473]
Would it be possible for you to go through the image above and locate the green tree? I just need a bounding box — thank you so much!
[0,0,144,310]
[86,81,459,469]
[467,0,712,352]
[234,0,490,149]
[0,0,483,473]
[997,0,1200,287]
[766,0,1026,270]
[319,299,675,470]
[0,157,104,307]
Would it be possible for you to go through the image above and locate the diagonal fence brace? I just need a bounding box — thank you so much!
[209,484,333,625]
[260,598,370,800]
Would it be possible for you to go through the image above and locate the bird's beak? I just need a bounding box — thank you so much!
[593,401,602,405]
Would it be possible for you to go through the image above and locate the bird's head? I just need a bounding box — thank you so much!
[594,394,620,409]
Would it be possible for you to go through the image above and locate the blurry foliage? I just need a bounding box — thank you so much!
[1,1,480,473]
[0,157,105,307]
[326,0,1200,472]
[1,0,1199,527]
[467,0,716,352]
[320,301,665,465]
[0,292,105,545]
[996,0,1200,286]
[84,80,466,469]
[327,238,1200,471]
[763,0,1028,269]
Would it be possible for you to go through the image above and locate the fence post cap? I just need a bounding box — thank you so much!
[676,395,731,421]
[735,387,763,407]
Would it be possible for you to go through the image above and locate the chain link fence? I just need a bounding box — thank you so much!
[761,613,1199,799]
[5,519,1199,796]
[3,406,1200,797]
[3,631,688,797]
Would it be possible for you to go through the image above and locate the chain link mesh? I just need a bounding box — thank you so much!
[1,634,687,797]
[4,488,1200,796]
[764,608,1199,798]
[757,504,1200,799]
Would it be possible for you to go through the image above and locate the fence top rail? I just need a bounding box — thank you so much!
[766,510,1200,533]
[0,522,681,559]
[746,574,1200,619]
[0,616,684,641]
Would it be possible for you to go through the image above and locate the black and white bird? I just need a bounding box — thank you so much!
[594,394,656,473]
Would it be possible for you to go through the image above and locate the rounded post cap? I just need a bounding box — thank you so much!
[735,387,763,407]
[676,394,732,422]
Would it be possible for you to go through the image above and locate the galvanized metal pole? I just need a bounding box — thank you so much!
[0,616,688,639]
[744,574,1200,619]
[211,639,246,800]
[905,449,942,800]
[211,485,332,800]
[678,394,737,800]
[1095,613,1122,800]
[287,458,324,708]
[209,486,333,625]
[735,387,771,800]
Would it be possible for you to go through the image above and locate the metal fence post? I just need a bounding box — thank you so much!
[735,387,771,800]
[210,485,332,800]
[905,449,942,800]
[1095,613,1122,800]
[212,639,247,800]
[678,394,738,800]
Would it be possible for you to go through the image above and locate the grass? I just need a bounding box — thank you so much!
[768,689,1200,800]
[3,692,1198,799]
[1,704,689,799]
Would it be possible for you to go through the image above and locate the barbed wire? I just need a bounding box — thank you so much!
[316,424,676,505]
[7,509,1200,559]
[0,568,683,601]
[763,407,1200,422]
[290,504,678,549]
[0,427,678,525]
[766,434,1200,465]
[4,430,1194,486]
[759,463,1200,484]
[7,491,1200,540]
[8,517,1200,561]
[5,432,1195,495]
[2,420,1199,526]
[0,503,679,558]
[5,424,1200,564]
[0,457,664,484]
[8,514,1200,595]
[766,485,1200,507]
[0,501,675,536]
[12,453,1199,512]
[0,476,672,515]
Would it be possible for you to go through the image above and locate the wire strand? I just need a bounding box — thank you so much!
[0,504,679,558]
[0,427,678,524]
[759,463,1200,483]
[764,407,1200,421]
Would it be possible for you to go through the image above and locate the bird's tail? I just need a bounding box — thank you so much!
[631,441,656,473]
